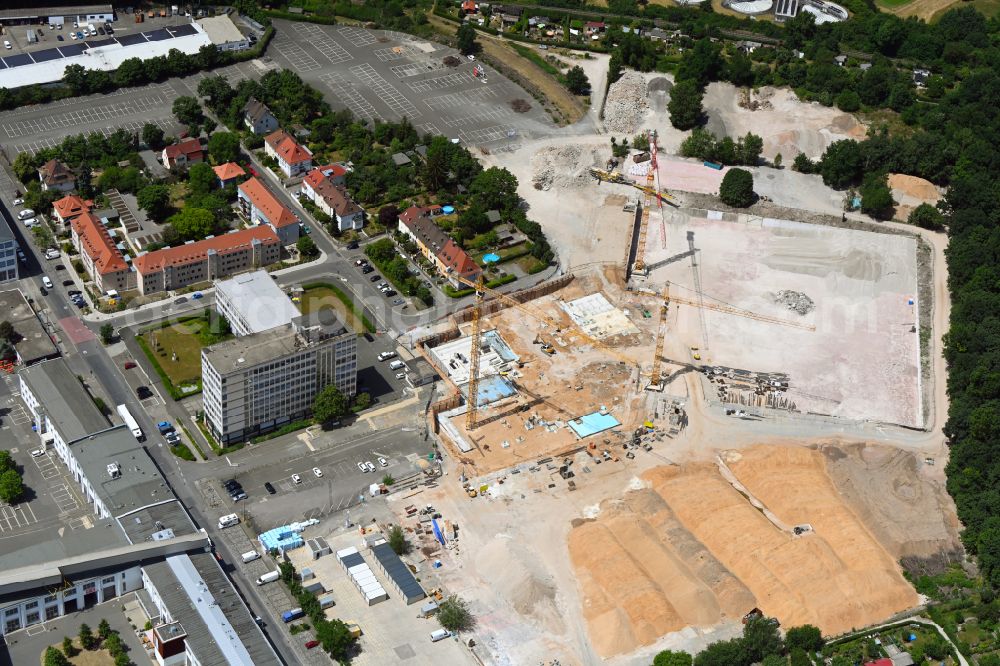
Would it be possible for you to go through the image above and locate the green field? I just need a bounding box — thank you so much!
[298,282,375,333]
[876,0,914,7]
[138,316,229,397]
[932,0,1000,20]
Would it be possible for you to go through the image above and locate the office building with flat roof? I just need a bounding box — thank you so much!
[202,313,357,444]
[214,270,300,336]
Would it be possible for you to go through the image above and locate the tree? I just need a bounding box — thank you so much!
[62,636,77,658]
[859,173,894,220]
[0,320,13,342]
[457,23,477,56]
[208,131,241,164]
[785,624,823,653]
[99,323,115,345]
[297,236,319,259]
[653,650,693,666]
[172,96,204,128]
[379,205,399,228]
[315,618,355,661]
[115,58,148,88]
[137,184,172,222]
[719,168,755,207]
[668,80,704,131]
[0,470,24,504]
[168,207,216,241]
[676,39,722,87]
[353,392,371,410]
[63,64,90,95]
[740,616,784,664]
[187,162,217,195]
[789,648,811,666]
[423,138,450,192]
[388,524,410,555]
[818,139,863,188]
[98,618,112,640]
[908,202,944,230]
[471,167,518,212]
[761,656,785,666]
[438,596,474,632]
[0,451,14,475]
[198,75,234,110]
[565,66,590,95]
[694,638,744,666]
[44,646,69,666]
[313,385,349,425]
[142,123,166,151]
[773,153,782,169]
[835,90,861,112]
[79,623,96,650]
[792,153,815,173]
[737,133,763,166]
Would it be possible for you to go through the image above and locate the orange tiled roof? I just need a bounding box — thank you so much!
[71,212,127,275]
[264,129,312,165]
[238,177,298,228]
[213,162,246,181]
[133,227,279,275]
[439,238,481,278]
[53,194,92,220]
[163,137,203,160]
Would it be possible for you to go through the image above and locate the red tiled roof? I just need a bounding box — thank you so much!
[213,162,246,182]
[238,177,298,228]
[585,21,605,28]
[264,129,312,166]
[461,0,477,10]
[71,212,127,275]
[303,164,346,189]
[314,179,360,218]
[863,660,893,666]
[133,227,280,275]
[53,194,92,220]
[38,159,73,185]
[163,137,203,160]
[438,239,481,279]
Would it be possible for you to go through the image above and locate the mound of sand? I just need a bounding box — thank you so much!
[569,446,922,658]
[479,537,565,635]
[888,173,941,221]
[530,144,604,190]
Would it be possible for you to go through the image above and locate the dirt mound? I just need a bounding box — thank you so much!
[530,144,604,190]
[511,98,532,113]
[604,71,649,135]
[774,290,815,315]
[570,446,924,657]
[479,537,565,635]
[888,173,940,203]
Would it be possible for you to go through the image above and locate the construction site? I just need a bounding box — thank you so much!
[390,85,959,666]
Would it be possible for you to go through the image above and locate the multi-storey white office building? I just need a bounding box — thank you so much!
[202,313,357,444]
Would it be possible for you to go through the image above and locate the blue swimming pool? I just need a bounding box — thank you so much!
[568,411,621,438]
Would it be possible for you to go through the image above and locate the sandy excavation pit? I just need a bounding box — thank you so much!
[639,209,922,427]
[569,445,922,659]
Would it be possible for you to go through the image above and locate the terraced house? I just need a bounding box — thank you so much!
[238,176,300,244]
[70,211,135,293]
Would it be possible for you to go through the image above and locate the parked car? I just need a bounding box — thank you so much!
[356,462,367,473]
[354,258,366,266]
[67,290,81,296]
[12,198,23,206]
[62,279,74,287]
[305,640,320,649]
[231,491,248,502]
[223,479,241,491]
[393,299,404,306]
[55,264,65,271]
[395,372,406,379]
[173,296,187,304]
[4,41,11,50]
[264,482,276,495]
[384,290,397,297]
[291,474,301,484]
[41,276,52,289]
[378,282,389,290]
[378,457,388,468]
[124,361,136,369]
[30,448,46,458]
[346,240,359,250]
[361,266,374,274]
[312,467,323,478]
[17,209,35,219]
[365,461,376,473]
[192,291,203,299]
[369,274,380,282]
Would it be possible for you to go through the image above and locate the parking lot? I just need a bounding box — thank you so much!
[270,19,555,150]
[0,10,194,57]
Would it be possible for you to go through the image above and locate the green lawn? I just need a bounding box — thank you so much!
[931,0,1000,20]
[299,282,375,333]
[515,254,549,274]
[471,242,530,266]
[875,0,914,7]
[138,317,227,397]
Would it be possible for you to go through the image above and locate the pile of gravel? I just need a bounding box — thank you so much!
[775,290,815,315]
[604,71,649,135]
[531,145,603,190]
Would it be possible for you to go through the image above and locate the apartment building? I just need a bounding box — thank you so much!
[301,164,362,232]
[244,97,278,136]
[132,227,280,295]
[37,159,75,192]
[202,314,357,444]
[52,194,92,226]
[264,128,312,178]
[70,211,135,293]
[237,176,300,245]
[398,205,482,287]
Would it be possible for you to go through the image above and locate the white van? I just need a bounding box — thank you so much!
[388,360,406,371]
[256,570,280,585]
[18,209,35,220]
[377,351,396,361]
[430,628,452,642]
[241,550,260,563]
[218,513,239,529]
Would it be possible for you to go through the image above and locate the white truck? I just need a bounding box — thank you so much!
[116,404,144,441]
[256,570,280,585]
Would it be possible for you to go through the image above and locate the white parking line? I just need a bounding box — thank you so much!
[389,62,426,79]
[319,72,383,123]
[338,26,376,47]
[459,125,516,144]
[350,63,419,119]
[375,45,417,62]
[276,42,321,72]
[291,22,354,64]
[407,71,476,93]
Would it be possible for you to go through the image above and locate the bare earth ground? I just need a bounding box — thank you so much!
[432,68,959,666]
[889,172,942,221]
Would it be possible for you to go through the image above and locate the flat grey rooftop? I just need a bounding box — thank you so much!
[215,269,300,335]
[202,323,304,371]
[19,358,108,442]
[0,289,58,365]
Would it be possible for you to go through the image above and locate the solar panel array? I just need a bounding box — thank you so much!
[0,23,199,71]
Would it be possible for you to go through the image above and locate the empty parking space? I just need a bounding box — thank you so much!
[319,72,384,122]
[338,26,377,47]
[424,86,499,111]
[375,44,418,62]
[32,453,61,481]
[2,93,172,137]
[0,502,38,533]
[275,41,322,72]
[407,71,476,93]
[291,22,354,64]
[50,482,80,513]
[444,106,514,127]
[350,63,419,118]
[9,116,174,156]
[5,400,30,426]
[460,125,518,144]
[389,62,426,78]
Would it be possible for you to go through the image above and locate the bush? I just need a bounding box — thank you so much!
[389,524,410,555]
[438,596,475,632]
[718,168,755,207]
